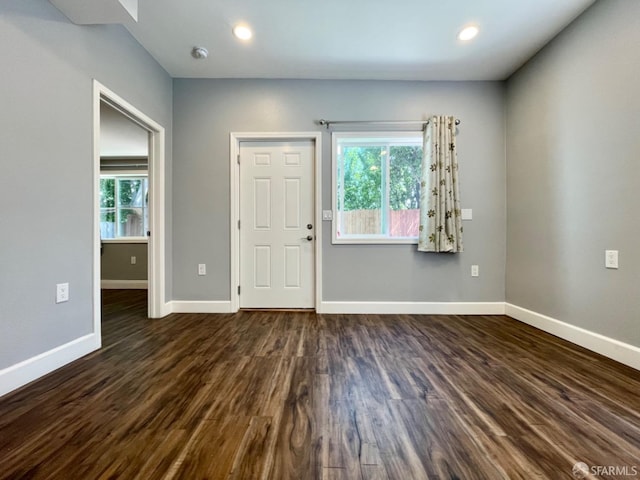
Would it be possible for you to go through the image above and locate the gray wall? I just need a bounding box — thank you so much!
[0,0,172,369]
[172,80,506,302]
[100,103,149,157]
[506,0,640,346]
[101,244,148,280]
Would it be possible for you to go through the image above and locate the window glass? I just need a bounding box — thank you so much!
[333,133,422,243]
[100,175,148,240]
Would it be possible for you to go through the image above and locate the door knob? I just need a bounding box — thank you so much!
[301,235,313,241]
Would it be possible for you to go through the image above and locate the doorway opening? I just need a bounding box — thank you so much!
[99,103,149,288]
[93,80,167,346]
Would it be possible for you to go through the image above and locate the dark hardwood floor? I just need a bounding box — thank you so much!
[1,290,639,479]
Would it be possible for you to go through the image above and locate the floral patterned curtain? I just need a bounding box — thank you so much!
[418,115,463,253]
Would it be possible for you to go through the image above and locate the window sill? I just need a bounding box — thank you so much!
[333,238,418,245]
[101,238,148,244]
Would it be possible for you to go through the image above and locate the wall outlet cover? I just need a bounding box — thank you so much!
[605,250,619,269]
[56,283,69,303]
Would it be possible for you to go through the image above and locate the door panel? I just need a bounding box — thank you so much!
[240,141,314,308]
[253,245,271,288]
[253,178,272,229]
[284,245,301,288]
[284,178,301,229]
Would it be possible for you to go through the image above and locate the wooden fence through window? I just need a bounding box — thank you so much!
[339,209,419,237]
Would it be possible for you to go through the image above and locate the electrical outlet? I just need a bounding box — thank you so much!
[605,250,619,269]
[461,209,473,220]
[131,256,136,265]
[198,264,206,276]
[471,265,479,277]
[56,283,69,303]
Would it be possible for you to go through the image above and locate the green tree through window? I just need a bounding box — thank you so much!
[100,175,148,239]
[390,146,422,210]
[342,146,382,211]
[334,133,423,242]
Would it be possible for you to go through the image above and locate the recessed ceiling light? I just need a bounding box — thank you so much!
[233,24,253,41]
[458,25,479,42]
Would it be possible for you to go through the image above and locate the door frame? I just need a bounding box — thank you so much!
[230,132,322,312]
[93,80,168,339]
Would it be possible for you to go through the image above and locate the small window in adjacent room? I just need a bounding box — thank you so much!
[333,132,423,244]
[99,174,149,241]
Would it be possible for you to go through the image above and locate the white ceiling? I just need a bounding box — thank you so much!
[118,0,596,81]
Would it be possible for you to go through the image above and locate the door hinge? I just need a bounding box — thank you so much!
[238,220,240,229]
[237,285,241,295]
[237,154,240,165]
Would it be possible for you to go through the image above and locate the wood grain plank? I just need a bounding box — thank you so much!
[227,416,274,480]
[168,416,250,480]
[268,356,322,480]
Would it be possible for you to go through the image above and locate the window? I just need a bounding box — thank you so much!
[100,175,149,241]
[333,132,423,243]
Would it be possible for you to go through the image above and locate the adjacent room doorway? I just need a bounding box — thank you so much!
[93,80,167,345]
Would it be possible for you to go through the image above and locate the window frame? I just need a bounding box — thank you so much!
[99,171,149,243]
[331,131,423,245]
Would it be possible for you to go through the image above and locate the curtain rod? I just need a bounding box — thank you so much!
[317,118,461,129]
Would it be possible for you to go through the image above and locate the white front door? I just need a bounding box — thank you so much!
[239,140,315,308]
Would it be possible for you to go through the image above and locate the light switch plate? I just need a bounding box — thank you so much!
[605,250,619,269]
[461,209,473,220]
[322,210,333,221]
[198,264,207,275]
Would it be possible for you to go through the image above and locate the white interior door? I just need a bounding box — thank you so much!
[239,140,315,308]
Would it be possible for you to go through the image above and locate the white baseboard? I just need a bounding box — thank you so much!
[505,304,640,371]
[101,279,148,289]
[0,333,99,399]
[318,301,506,315]
[158,302,173,318]
[169,301,233,314]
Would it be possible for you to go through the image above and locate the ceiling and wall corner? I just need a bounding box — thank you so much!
[48,0,138,24]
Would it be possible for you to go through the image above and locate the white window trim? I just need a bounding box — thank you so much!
[99,173,149,242]
[332,131,422,245]
[100,170,148,176]
[101,238,148,244]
